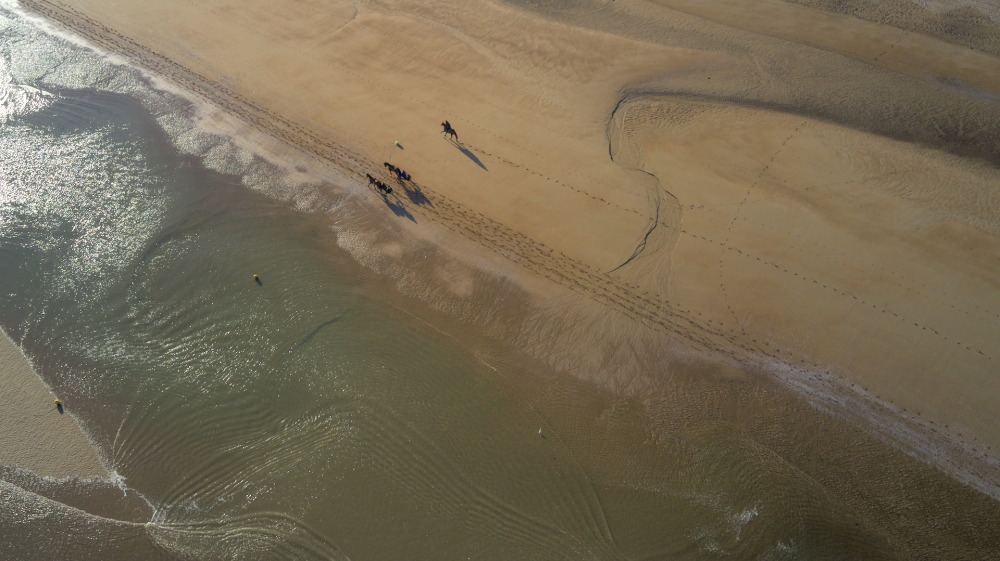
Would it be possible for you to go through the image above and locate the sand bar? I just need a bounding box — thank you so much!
[17,0,1000,496]
[0,329,106,479]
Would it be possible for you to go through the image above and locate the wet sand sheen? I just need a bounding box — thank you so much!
[0,329,106,479]
[11,0,1000,558]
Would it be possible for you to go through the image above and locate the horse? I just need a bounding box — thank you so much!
[442,121,458,141]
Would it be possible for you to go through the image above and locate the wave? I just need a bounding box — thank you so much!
[0,54,53,123]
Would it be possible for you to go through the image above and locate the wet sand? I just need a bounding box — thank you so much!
[15,0,1000,556]
[0,330,106,479]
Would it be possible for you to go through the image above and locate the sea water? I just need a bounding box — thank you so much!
[0,4,901,560]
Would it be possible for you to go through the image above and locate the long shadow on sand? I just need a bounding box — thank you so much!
[377,190,415,222]
[400,180,433,207]
[448,138,488,171]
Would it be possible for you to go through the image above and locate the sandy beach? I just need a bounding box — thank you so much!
[13,0,1000,551]
[0,329,106,479]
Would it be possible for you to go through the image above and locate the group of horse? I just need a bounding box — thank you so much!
[365,173,393,195]
[366,120,457,198]
[384,162,411,181]
[366,161,415,196]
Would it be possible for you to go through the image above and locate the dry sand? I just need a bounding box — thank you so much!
[18,0,1000,501]
[0,329,106,479]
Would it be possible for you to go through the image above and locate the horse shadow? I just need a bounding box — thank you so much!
[400,180,433,207]
[379,192,416,222]
[446,137,488,171]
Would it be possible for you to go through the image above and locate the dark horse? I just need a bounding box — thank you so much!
[441,121,458,141]
[367,173,392,194]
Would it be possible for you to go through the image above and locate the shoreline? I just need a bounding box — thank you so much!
[11,0,1000,554]
[17,0,1000,491]
[0,328,107,480]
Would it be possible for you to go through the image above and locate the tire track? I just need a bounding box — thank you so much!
[460,139,645,218]
[717,123,805,336]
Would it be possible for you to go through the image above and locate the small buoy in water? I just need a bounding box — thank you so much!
[253,274,259,280]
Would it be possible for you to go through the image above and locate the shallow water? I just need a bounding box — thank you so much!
[0,4,946,559]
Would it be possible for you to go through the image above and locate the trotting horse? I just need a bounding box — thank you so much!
[441,121,458,141]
